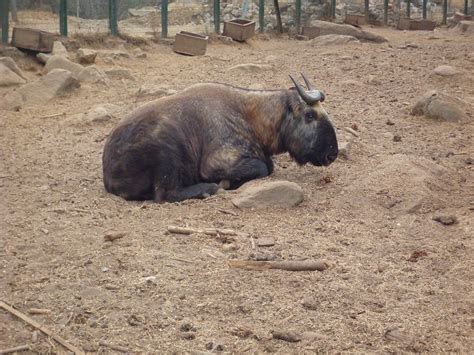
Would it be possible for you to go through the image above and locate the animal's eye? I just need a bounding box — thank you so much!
[304,111,317,122]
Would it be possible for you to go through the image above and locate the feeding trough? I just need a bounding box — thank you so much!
[173,31,209,56]
[223,19,256,42]
[12,27,55,52]
[397,18,437,31]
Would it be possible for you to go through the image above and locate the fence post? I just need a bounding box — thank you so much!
[331,0,336,19]
[442,0,447,24]
[364,0,369,22]
[422,0,427,19]
[1,0,9,45]
[214,0,220,33]
[259,0,264,32]
[406,0,410,18]
[464,0,468,15]
[295,0,301,33]
[59,0,67,36]
[109,0,118,36]
[383,0,388,24]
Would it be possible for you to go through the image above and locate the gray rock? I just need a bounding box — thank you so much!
[105,67,135,81]
[232,181,304,209]
[432,65,458,76]
[0,57,26,79]
[77,48,98,64]
[78,65,107,84]
[0,69,80,111]
[310,34,360,46]
[228,63,273,73]
[0,47,26,59]
[52,41,69,57]
[0,63,26,86]
[136,84,176,100]
[411,90,468,122]
[44,55,84,78]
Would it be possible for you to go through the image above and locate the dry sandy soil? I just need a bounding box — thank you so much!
[1,22,474,354]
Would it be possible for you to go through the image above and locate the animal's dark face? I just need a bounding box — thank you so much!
[281,73,338,167]
[283,102,338,166]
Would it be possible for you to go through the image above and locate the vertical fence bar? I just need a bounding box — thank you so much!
[406,0,410,18]
[214,0,220,33]
[365,0,369,22]
[422,0,427,19]
[59,0,67,36]
[384,0,388,24]
[295,0,301,33]
[109,0,118,36]
[442,0,447,24]
[464,0,468,15]
[1,0,9,45]
[259,0,264,32]
[331,0,336,19]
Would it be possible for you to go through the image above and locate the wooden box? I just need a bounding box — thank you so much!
[223,19,256,42]
[397,18,437,31]
[173,31,208,56]
[344,14,367,26]
[12,27,55,52]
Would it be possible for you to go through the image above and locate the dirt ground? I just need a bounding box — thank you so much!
[1,23,474,354]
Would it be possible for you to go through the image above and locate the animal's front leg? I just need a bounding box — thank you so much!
[158,183,219,203]
[214,157,273,190]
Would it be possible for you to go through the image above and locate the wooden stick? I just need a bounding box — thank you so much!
[344,126,360,137]
[0,301,84,355]
[0,344,31,354]
[28,308,51,315]
[167,226,248,237]
[99,341,129,353]
[217,208,238,216]
[104,232,126,242]
[228,260,329,272]
[38,112,65,119]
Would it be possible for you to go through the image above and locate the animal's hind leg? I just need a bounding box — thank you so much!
[155,183,219,203]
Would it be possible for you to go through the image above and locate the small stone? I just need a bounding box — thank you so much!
[101,266,109,272]
[465,157,473,165]
[206,342,224,351]
[181,332,196,340]
[180,323,196,332]
[99,50,130,60]
[141,276,157,284]
[407,250,428,262]
[432,65,458,77]
[32,331,39,343]
[301,297,318,310]
[257,238,275,247]
[295,34,309,41]
[383,132,394,139]
[127,314,142,326]
[232,181,304,209]
[78,65,107,84]
[368,74,381,85]
[433,215,458,225]
[393,134,402,142]
[386,119,395,125]
[36,52,51,64]
[338,139,353,159]
[105,67,135,81]
[272,330,301,343]
[136,84,176,100]
[228,63,273,73]
[77,48,98,64]
[83,343,98,352]
[222,244,238,252]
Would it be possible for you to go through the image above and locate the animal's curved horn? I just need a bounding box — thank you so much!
[301,72,315,91]
[289,74,322,105]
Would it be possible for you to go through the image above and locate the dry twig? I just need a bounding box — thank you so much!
[0,344,31,354]
[0,301,84,355]
[167,225,248,238]
[99,340,129,353]
[228,260,329,272]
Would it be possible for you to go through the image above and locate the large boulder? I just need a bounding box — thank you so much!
[52,41,69,57]
[411,90,468,122]
[306,21,387,42]
[310,34,360,46]
[0,63,26,86]
[44,55,84,78]
[232,181,304,209]
[0,69,80,111]
[0,57,26,79]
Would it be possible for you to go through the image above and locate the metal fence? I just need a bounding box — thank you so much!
[1,0,473,45]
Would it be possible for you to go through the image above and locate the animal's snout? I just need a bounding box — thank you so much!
[326,152,338,164]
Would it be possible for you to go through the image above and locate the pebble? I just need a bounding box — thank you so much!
[393,134,402,142]
[433,215,458,225]
[101,266,109,272]
[257,238,275,247]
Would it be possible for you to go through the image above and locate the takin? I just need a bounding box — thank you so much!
[102,73,338,203]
